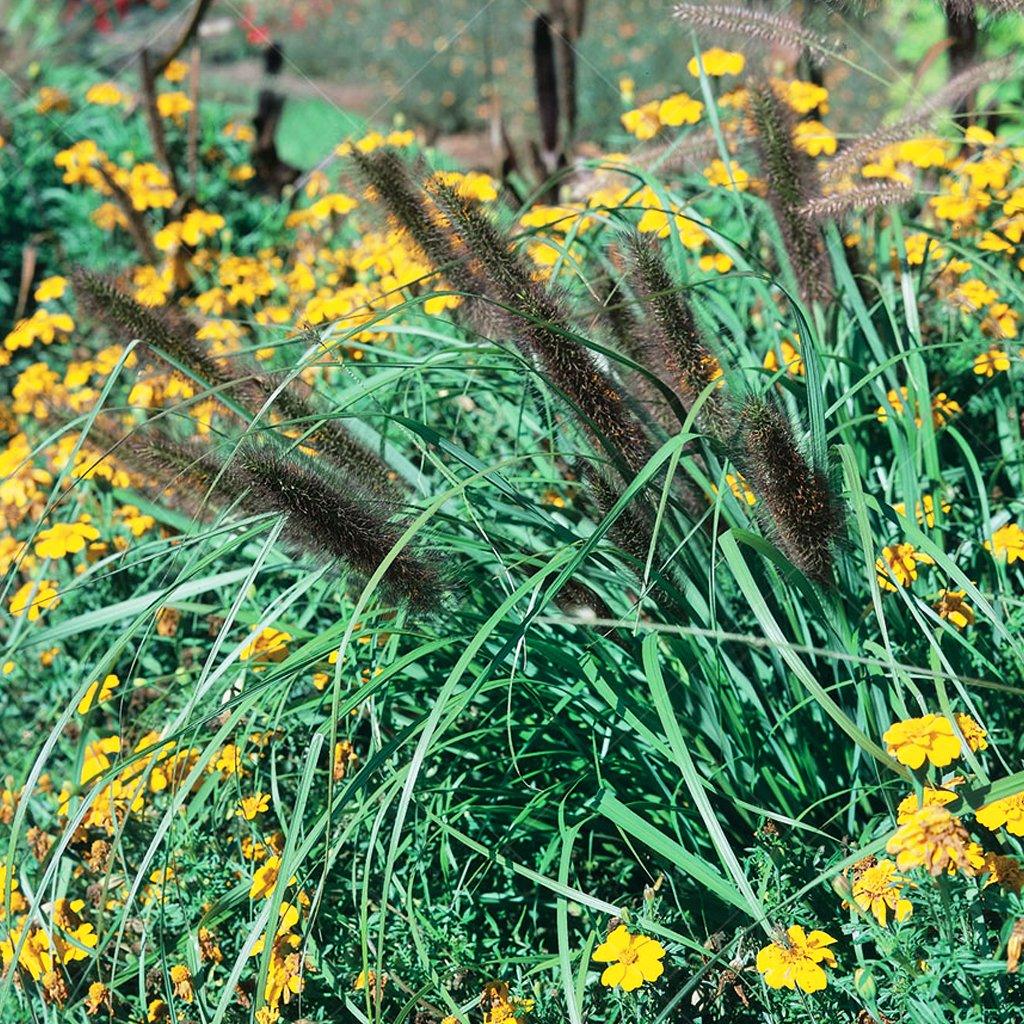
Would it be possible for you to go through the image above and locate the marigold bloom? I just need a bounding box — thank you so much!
[170,963,193,1002]
[884,714,963,768]
[886,805,975,875]
[852,858,913,926]
[755,925,836,992]
[657,92,703,127]
[77,674,118,714]
[34,276,67,302]
[34,517,100,559]
[687,48,745,77]
[904,233,945,266]
[875,543,933,591]
[164,59,190,82]
[621,101,661,140]
[240,626,292,663]
[701,158,749,191]
[9,580,60,621]
[935,589,974,629]
[85,82,126,106]
[892,494,950,528]
[238,792,271,820]
[763,337,804,376]
[982,852,1024,894]
[156,91,193,121]
[35,86,71,114]
[592,924,666,991]
[974,346,1011,377]
[976,792,1024,836]
[793,120,836,157]
[955,712,987,751]
[985,523,1024,563]
[85,980,111,1015]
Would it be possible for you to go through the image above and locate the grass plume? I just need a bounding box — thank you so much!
[671,2,839,63]
[822,57,1014,183]
[739,398,842,584]
[745,79,832,306]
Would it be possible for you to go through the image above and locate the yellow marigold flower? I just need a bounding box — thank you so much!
[592,924,666,991]
[80,735,120,784]
[35,86,71,114]
[703,158,749,190]
[433,171,497,202]
[85,980,111,1015]
[955,712,987,751]
[34,276,67,302]
[147,998,169,1021]
[618,75,635,104]
[117,504,156,537]
[250,855,286,899]
[875,543,933,591]
[886,805,975,875]
[985,522,1024,563]
[904,233,945,266]
[240,626,292,663]
[169,963,193,1002]
[892,494,950,528]
[238,793,271,820]
[127,163,175,211]
[156,91,193,121]
[878,387,960,427]
[621,101,662,140]
[725,472,756,506]
[657,92,703,127]
[354,969,388,992]
[782,80,829,114]
[77,674,119,715]
[976,792,1024,836]
[687,48,745,77]
[755,925,836,992]
[884,714,962,768]
[953,278,999,311]
[931,183,988,223]
[9,580,60,621]
[85,82,126,106]
[982,852,1024,894]
[163,59,189,83]
[897,784,960,823]
[230,163,256,182]
[793,120,836,157]
[896,137,947,168]
[935,590,975,629]
[852,859,913,926]
[34,517,100,558]
[983,302,1018,340]
[974,346,1011,377]
[4,308,75,351]
[92,201,126,231]
[54,139,106,186]
[931,392,961,425]
[180,209,226,246]
[132,265,173,307]
[309,192,359,219]
[699,252,733,273]
[763,337,804,376]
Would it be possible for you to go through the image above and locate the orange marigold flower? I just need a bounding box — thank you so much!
[976,791,1024,836]
[883,714,962,768]
[592,924,666,991]
[886,805,976,875]
[755,925,837,992]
